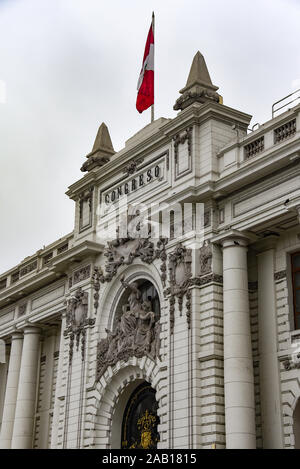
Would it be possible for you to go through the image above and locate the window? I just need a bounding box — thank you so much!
[291,252,300,330]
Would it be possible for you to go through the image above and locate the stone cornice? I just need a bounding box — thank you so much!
[0,270,65,309]
[50,241,104,273]
[211,229,257,246]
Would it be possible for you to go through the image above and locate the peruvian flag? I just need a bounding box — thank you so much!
[136,18,154,113]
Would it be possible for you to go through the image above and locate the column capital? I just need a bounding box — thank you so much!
[253,235,279,254]
[23,325,42,335]
[11,331,23,341]
[211,229,257,247]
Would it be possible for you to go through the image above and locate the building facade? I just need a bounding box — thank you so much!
[0,52,300,449]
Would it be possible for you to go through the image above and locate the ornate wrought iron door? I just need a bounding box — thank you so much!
[121,382,159,449]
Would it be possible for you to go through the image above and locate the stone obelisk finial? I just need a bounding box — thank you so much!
[174,51,220,111]
[81,122,115,172]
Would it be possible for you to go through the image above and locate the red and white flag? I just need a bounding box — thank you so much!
[136,17,154,114]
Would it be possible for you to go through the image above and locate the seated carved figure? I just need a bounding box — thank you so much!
[134,299,155,351]
[96,277,161,380]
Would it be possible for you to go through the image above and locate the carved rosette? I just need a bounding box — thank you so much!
[65,287,93,362]
[168,244,192,331]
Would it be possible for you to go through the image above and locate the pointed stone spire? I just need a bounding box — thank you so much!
[174,51,220,111]
[81,122,115,172]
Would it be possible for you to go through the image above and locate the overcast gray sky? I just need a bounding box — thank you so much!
[0,0,300,273]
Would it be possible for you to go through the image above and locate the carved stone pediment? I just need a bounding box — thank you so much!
[168,244,192,331]
[96,276,161,380]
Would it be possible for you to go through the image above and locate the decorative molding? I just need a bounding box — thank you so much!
[123,158,144,176]
[168,244,192,330]
[73,265,91,285]
[274,270,287,282]
[79,186,94,232]
[173,127,192,180]
[96,276,161,380]
[99,236,168,284]
[92,266,102,314]
[174,88,219,111]
[18,303,27,316]
[190,274,223,287]
[248,281,258,291]
[156,237,168,288]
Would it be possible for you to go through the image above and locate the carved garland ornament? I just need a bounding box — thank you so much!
[167,244,192,331]
[173,127,192,164]
[65,287,94,362]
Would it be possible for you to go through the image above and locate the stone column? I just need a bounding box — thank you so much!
[222,235,256,448]
[0,332,23,449]
[11,326,41,449]
[257,247,283,448]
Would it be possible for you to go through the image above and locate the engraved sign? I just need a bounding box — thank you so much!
[100,154,167,209]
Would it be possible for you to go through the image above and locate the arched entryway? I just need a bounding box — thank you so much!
[294,398,300,448]
[121,381,159,449]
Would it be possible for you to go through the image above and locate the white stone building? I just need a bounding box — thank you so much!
[0,52,300,449]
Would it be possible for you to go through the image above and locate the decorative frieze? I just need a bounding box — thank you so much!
[73,265,91,285]
[190,274,223,287]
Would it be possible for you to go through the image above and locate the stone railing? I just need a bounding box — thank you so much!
[0,236,72,293]
[218,105,300,175]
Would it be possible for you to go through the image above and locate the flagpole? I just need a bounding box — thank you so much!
[151,11,155,123]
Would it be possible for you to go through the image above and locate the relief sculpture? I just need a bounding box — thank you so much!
[96,276,161,380]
